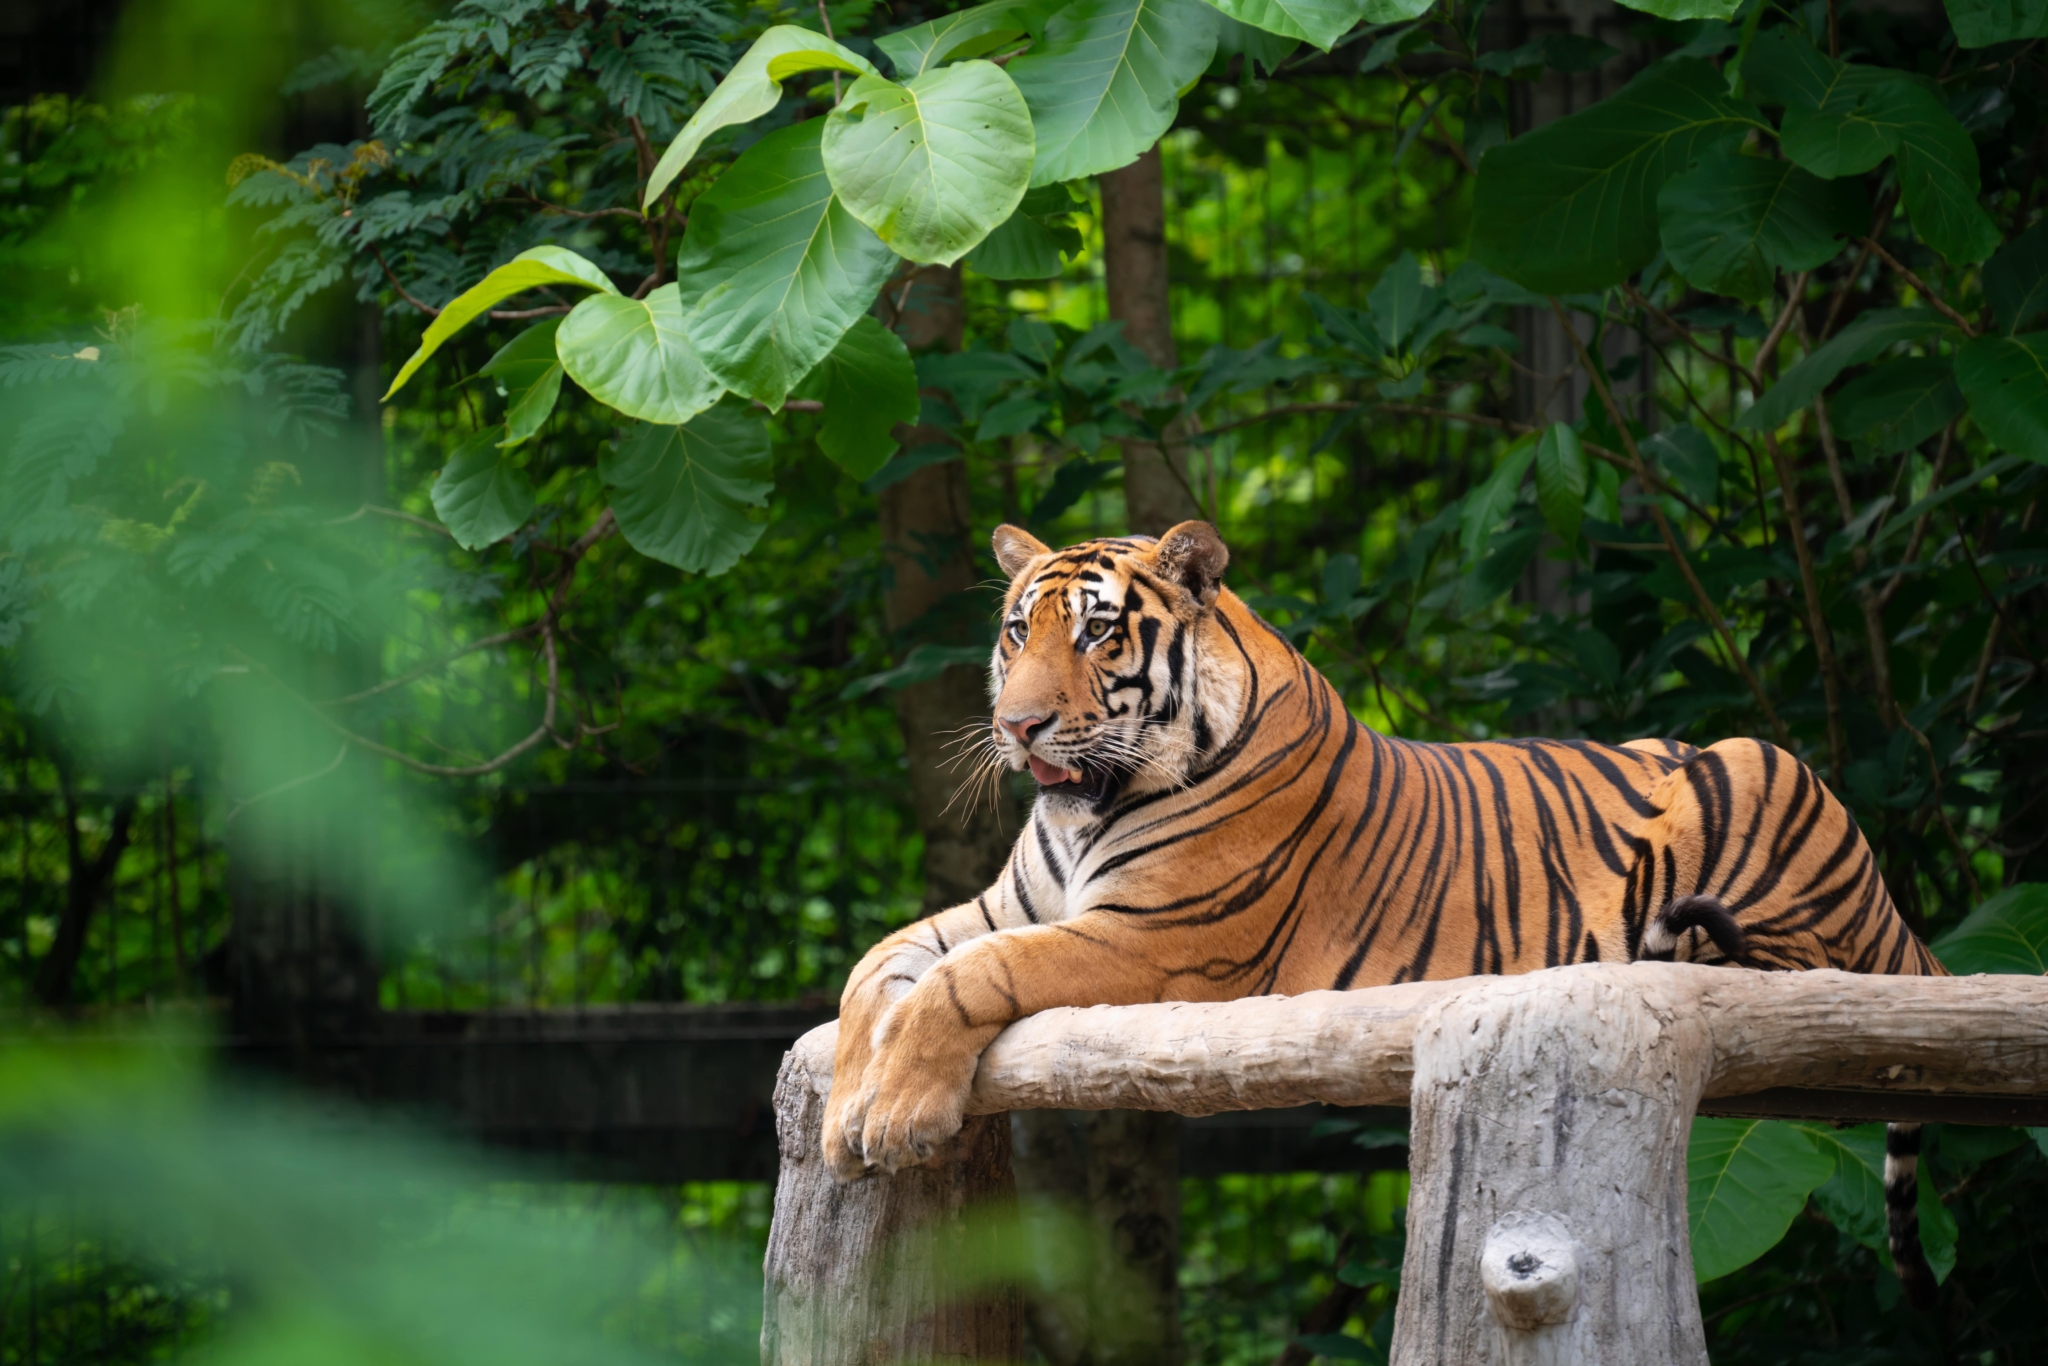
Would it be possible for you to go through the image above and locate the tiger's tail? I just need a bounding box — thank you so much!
[1642,896,1939,1309]
[1886,1122,1938,1309]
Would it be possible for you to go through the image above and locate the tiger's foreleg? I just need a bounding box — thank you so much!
[836,913,1178,1175]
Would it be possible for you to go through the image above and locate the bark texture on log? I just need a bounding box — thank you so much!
[1392,970,1712,1366]
[763,1033,1022,1366]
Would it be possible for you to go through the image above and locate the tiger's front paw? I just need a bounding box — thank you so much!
[855,1044,977,1173]
[821,1079,877,1182]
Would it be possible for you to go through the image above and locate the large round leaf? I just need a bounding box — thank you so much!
[1006,0,1219,187]
[1656,151,1865,302]
[600,401,774,576]
[822,63,1035,267]
[673,119,898,408]
[1470,59,1762,294]
[1933,883,2048,973]
[1829,355,1965,457]
[556,285,722,427]
[1687,1118,1834,1283]
[1957,333,2048,462]
[431,430,537,550]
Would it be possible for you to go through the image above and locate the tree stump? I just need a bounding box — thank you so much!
[761,1025,1022,1366]
[1393,968,1713,1366]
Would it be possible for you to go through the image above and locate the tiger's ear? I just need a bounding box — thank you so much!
[1153,521,1229,607]
[992,524,1051,578]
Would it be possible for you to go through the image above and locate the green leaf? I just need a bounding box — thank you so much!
[1461,437,1534,561]
[480,317,565,447]
[876,0,1044,77]
[430,430,536,550]
[1615,0,1742,17]
[1007,0,1220,186]
[966,184,1085,279]
[1944,0,2048,47]
[1644,424,1719,506]
[1829,355,1965,457]
[1984,224,2048,336]
[1934,883,2048,974]
[793,316,919,478]
[1471,59,1762,294]
[1687,1118,1835,1283]
[383,246,616,400]
[1030,456,1121,526]
[1957,333,2048,462]
[822,62,1035,266]
[673,119,899,408]
[556,285,722,426]
[1799,1119,1953,1283]
[642,26,879,208]
[1534,422,1587,544]
[1294,1333,1378,1363]
[1736,308,1949,430]
[1210,10,1301,73]
[1367,251,1433,354]
[600,401,774,575]
[1656,151,1864,302]
[1890,83,2001,267]
[1192,0,1374,53]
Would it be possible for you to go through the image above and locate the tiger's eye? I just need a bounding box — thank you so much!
[1086,619,1109,638]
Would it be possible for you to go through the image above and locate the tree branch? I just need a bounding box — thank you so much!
[1855,236,1978,337]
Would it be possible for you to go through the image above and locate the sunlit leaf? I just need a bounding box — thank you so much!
[1006,0,1220,186]
[793,316,919,478]
[431,430,536,550]
[642,26,878,208]
[1687,1118,1834,1283]
[600,401,773,575]
[480,317,564,447]
[1470,59,1762,294]
[1956,334,2048,463]
[822,63,1035,266]
[1193,0,1376,54]
[1611,0,1742,17]
[673,120,898,408]
[1656,151,1864,302]
[384,247,616,400]
[556,286,722,426]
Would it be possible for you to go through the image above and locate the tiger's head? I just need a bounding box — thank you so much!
[986,521,1233,811]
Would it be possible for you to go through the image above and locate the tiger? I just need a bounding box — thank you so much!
[823,520,1946,1305]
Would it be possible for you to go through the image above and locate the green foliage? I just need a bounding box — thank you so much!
[480,317,566,447]
[432,430,539,550]
[602,401,775,574]
[1656,152,1865,303]
[793,316,921,477]
[1955,334,2048,461]
[1687,1118,1837,1283]
[672,119,899,407]
[1934,883,2048,973]
[384,247,617,400]
[823,63,1036,265]
[558,286,724,425]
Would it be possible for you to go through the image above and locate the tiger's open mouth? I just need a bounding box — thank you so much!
[1025,754,1118,803]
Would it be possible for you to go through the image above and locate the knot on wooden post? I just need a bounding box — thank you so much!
[1480,1214,1578,1331]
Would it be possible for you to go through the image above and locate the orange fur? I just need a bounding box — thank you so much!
[823,524,1942,1182]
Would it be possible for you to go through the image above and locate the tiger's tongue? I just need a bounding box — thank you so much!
[1028,755,1072,785]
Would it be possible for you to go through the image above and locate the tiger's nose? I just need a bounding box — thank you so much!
[997,715,1052,743]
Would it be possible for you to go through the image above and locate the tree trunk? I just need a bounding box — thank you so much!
[33,765,138,1007]
[1101,148,1200,536]
[763,1027,1021,1365]
[878,264,1020,910]
[1392,971,1711,1366]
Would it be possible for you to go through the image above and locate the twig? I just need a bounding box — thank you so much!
[223,745,349,824]
[328,503,452,536]
[1752,270,1812,376]
[1551,298,1793,749]
[319,624,542,705]
[816,0,844,100]
[1856,237,1978,336]
[372,244,575,320]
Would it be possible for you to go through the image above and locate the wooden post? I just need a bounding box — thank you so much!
[763,967,2048,1365]
[762,1025,1022,1366]
[1394,970,1711,1366]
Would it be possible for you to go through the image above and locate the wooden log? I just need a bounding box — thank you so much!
[761,1029,1021,1366]
[765,965,2048,1364]
[1394,968,1713,1365]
